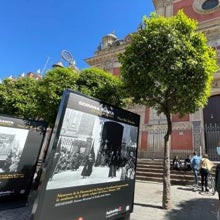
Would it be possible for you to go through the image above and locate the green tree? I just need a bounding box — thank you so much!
[77,67,124,107]
[0,77,40,119]
[0,67,124,127]
[37,67,79,125]
[119,11,219,209]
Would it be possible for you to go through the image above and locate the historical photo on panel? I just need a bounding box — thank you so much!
[46,108,138,190]
[0,127,29,173]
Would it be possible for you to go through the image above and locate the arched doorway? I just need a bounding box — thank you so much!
[203,95,220,160]
[101,121,124,153]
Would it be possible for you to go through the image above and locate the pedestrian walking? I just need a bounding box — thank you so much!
[200,153,214,192]
[190,151,201,187]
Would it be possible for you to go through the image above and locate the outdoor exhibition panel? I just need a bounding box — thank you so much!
[0,115,47,202]
[32,90,140,220]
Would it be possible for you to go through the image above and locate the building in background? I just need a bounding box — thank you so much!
[85,0,220,160]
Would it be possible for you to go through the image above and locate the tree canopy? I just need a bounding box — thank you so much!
[0,67,124,126]
[0,77,39,119]
[119,10,219,209]
[77,67,124,107]
[37,67,79,125]
[119,10,218,117]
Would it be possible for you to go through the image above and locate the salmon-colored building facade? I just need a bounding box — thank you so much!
[85,0,220,160]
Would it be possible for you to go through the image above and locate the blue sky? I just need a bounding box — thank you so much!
[0,1,155,80]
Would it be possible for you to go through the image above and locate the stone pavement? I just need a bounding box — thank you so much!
[131,181,219,220]
[0,181,219,220]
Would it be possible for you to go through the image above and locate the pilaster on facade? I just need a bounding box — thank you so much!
[191,108,203,123]
[212,75,220,96]
[153,0,174,16]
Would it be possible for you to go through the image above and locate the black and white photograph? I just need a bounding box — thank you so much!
[32,90,140,220]
[0,115,47,202]
[46,108,138,190]
[0,127,28,173]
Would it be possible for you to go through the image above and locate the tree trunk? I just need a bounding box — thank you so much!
[162,113,172,209]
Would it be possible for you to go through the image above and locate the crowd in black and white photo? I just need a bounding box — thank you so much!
[0,150,21,173]
[48,137,136,184]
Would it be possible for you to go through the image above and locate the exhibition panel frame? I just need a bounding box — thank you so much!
[32,90,140,220]
[0,115,47,202]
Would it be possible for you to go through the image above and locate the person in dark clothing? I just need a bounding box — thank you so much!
[108,151,118,178]
[71,152,81,171]
[81,154,94,178]
[184,155,192,171]
[48,140,62,181]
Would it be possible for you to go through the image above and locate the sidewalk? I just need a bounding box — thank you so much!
[131,181,219,220]
[0,181,219,220]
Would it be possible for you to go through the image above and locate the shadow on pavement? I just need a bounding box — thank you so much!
[165,197,217,220]
[134,202,162,209]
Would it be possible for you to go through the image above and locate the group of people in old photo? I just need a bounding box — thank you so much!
[49,138,136,183]
[0,133,22,173]
[45,108,138,189]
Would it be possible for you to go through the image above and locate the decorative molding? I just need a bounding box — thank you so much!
[141,122,192,132]
[172,122,192,130]
[193,0,220,14]
[157,0,173,7]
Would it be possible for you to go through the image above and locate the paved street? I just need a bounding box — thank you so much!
[0,180,219,220]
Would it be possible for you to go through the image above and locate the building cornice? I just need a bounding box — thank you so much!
[85,44,126,66]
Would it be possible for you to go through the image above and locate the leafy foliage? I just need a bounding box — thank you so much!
[37,67,79,125]
[0,66,124,126]
[0,77,39,119]
[77,67,124,107]
[119,10,218,117]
